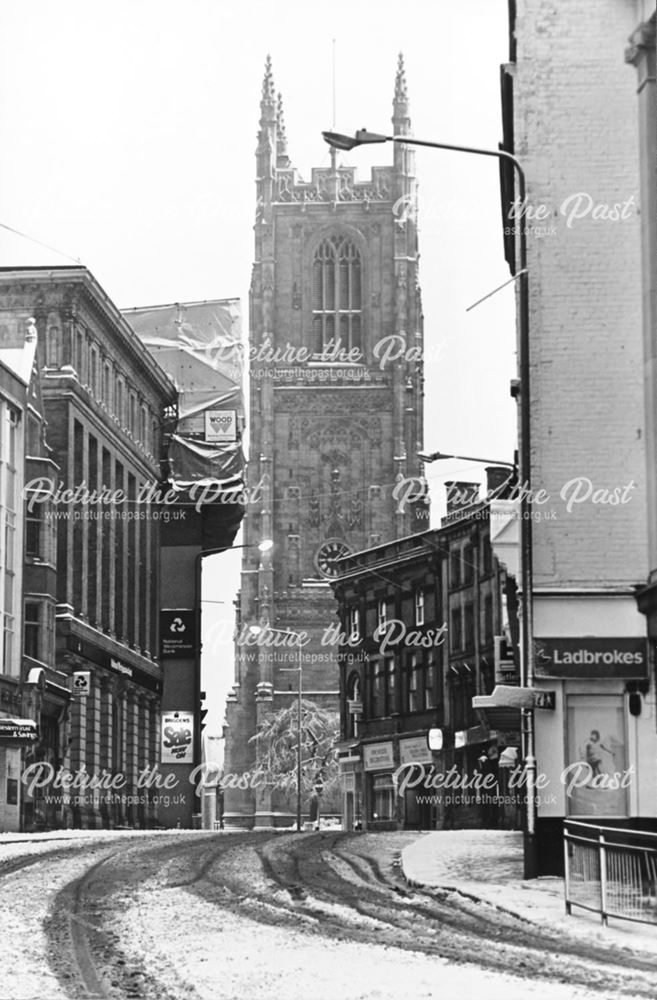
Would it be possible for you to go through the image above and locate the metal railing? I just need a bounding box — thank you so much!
[564,820,657,926]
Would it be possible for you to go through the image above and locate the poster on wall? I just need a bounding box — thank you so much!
[161,712,194,764]
[565,695,629,817]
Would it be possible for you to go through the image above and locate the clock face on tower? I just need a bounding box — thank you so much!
[315,539,351,578]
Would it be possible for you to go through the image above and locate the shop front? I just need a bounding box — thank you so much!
[362,741,397,830]
[532,628,657,874]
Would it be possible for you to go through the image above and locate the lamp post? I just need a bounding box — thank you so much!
[249,624,303,832]
[418,450,515,469]
[323,129,537,877]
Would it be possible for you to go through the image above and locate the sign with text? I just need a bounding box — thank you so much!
[0,718,38,745]
[160,610,196,659]
[205,409,237,442]
[363,741,394,772]
[534,637,647,679]
[161,712,194,764]
[399,737,433,765]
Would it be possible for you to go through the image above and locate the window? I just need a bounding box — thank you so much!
[89,345,100,395]
[312,236,362,354]
[103,362,113,411]
[25,505,42,559]
[385,656,396,714]
[482,593,494,643]
[414,589,425,626]
[128,391,137,436]
[115,376,125,425]
[348,607,360,641]
[450,606,463,652]
[377,600,387,631]
[24,602,41,660]
[371,773,395,822]
[75,328,86,384]
[450,549,461,588]
[425,659,437,710]
[463,543,475,584]
[407,654,421,712]
[140,404,148,448]
[464,602,475,650]
[369,659,385,718]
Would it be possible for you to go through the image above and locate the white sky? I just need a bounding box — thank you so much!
[0,0,516,730]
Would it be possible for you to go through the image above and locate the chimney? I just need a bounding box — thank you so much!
[486,465,514,499]
[445,480,480,514]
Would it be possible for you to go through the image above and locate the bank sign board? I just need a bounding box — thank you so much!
[160,610,196,659]
[534,637,647,679]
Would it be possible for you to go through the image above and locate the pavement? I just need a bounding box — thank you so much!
[401,829,657,956]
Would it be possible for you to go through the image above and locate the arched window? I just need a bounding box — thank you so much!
[312,236,362,355]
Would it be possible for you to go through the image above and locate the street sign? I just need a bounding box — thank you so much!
[534,690,556,710]
[73,671,91,697]
[160,610,196,658]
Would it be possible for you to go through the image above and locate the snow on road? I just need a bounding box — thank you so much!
[115,879,613,1000]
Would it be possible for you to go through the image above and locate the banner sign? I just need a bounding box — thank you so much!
[534,637,648,679]
[161,712,194,763]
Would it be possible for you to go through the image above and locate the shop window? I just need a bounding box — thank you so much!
[565,694,629,817]
[371,773,395,822]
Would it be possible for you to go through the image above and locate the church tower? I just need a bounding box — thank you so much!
[224,56,426,827]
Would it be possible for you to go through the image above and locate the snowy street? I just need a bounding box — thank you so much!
[1,830,657,999]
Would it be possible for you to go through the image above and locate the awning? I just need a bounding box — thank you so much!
[0,717,38,744]
[472,684,534,732]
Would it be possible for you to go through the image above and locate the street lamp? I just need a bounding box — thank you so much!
[248,624,303,832]
[323,128,537,878]
[419,450,515,469]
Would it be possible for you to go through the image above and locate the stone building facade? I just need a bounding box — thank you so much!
[224,56,427,827]
[0,267,178,829]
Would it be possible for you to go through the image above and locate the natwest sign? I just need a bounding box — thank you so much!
[534,637,647,679]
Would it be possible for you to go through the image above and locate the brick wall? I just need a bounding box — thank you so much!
[515,0,647,587]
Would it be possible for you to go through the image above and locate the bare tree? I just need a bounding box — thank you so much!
[249,700,340,810]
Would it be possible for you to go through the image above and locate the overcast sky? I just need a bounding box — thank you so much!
[1,0,515,730]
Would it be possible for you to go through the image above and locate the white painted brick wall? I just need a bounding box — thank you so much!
[515,0,647,587]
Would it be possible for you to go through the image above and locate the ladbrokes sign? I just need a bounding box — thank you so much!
[534,637,647,679]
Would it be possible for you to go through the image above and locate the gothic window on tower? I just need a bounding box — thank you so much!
[312,236,362,356]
